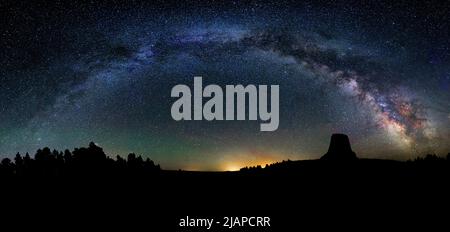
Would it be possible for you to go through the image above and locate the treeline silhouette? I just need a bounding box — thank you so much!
[237,153,450,182]
[240,154,450,172]
[0,142,160,178]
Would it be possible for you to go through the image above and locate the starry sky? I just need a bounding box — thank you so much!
[1,0,449,170]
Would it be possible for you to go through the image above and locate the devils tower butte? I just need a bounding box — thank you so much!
[321,134,358,161]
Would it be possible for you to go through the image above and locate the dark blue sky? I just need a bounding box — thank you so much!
[1,0,449,170]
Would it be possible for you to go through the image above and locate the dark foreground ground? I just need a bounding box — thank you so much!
[3,158,450,231]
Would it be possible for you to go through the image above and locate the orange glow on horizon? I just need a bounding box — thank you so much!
[220,156,279,172]
[165,149,291,172]
[223,164,242,172]
[213,148,294,171]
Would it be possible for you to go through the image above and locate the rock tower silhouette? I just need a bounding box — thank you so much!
[321,133,358,161]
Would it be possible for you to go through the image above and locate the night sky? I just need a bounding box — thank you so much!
[1,0,449,171]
